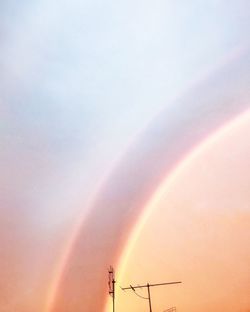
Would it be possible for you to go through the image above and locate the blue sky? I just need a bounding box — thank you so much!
[1,0,249,230]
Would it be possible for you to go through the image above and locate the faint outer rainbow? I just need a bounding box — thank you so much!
[44,49,250,312]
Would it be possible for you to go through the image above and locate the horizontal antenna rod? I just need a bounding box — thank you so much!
[121,281,181,290]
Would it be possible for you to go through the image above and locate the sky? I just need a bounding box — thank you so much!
[114,111,250,312]
[0,1,250,311]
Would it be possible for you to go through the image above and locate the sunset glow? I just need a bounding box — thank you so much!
[0,1,249,311]
[113,110,250,312]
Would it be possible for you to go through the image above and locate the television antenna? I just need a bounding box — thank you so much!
[121,281,181,312]
[108,266,116,312]
[163,307,177,312]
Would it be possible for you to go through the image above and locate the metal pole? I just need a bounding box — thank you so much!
[112,278,115,312]
[108,266,115,312]
[147,283,152,312]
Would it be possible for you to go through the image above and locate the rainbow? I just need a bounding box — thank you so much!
[45,48,250,312]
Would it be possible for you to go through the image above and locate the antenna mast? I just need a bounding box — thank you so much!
[108,266,116,312]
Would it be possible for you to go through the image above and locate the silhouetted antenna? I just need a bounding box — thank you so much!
[121,281,181,312]
[163,307,176,312]
[108,266,116,312]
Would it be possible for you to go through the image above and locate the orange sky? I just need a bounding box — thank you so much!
[111,112,250,312]
[49,49,250,312]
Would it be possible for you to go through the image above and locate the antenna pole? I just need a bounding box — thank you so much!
[108,266,116,312]
[147,283,152,312]
[112,276,115,312]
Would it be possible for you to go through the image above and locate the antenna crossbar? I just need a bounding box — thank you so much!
[121,281,181,290]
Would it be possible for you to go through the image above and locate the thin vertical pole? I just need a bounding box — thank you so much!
[147,283,152,312]
[108,266,115,312]
[112,278,115,312]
